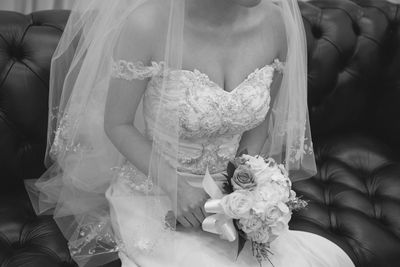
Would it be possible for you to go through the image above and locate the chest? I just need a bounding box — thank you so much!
[182,33,277,94]
[143,64,275,139]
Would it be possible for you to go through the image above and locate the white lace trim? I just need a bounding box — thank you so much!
[271,58,285,73]
[111,59,163,81]
[110,59,284,81]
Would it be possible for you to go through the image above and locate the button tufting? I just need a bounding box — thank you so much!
[8,45,25,61]
[11,242,21,250]
[352,22,361,36]
[311,25,323,39]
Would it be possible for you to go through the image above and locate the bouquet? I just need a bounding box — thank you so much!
[202,153,307,266]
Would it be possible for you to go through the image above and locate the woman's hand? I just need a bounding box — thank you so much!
[175,175,209,228]
[156,160,209,228]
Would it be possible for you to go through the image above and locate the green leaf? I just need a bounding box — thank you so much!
[227,161,236,179]
[234,220,248,260]
[236,234,247,260]
[222,181,233,194]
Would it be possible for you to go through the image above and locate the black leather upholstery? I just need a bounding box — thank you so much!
[0,11,81,267]
[291,1,400,266]
[0,11,68,190]
[0,1,399,266]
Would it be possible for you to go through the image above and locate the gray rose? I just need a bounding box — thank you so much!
[232,156,248,168]
[231,165,257,190]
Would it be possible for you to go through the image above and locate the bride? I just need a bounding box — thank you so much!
[26,0,355,266]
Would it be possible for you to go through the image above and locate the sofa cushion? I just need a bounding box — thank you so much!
[300,0,400,153]
[0,189,76,267]
[0,10,70,188]
[291,133,400,267]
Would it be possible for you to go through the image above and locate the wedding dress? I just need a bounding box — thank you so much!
[106,59,355,267]
[24,1,355,266]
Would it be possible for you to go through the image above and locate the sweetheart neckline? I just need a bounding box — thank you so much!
[160,58,282,94]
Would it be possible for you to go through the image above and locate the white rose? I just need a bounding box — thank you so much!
[221,190,254,219]
[242,155,265,170]
[289,190,297,200]
[276,183,290,203]
[264,205,284,223]
[248,228,271,244]
[277,163,289,177]
[242,156,274,183]
[270,215,290,236]
[256,183,290,203]
[270,172,286,183]
[277,201,290,215]
[251,200,269,219]
[255,185,275,202]
[239,216,263,234]
[277,163,292,186]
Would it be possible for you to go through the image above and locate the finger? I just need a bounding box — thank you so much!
[192,207,205,224]
[177,216,191,228]
[200,205,210,217]
[165,210,177,228]
[184,212,200,228]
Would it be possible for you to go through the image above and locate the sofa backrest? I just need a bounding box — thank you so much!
[0,10,70,187]
[0,1,399,186]
[300,0,400,151]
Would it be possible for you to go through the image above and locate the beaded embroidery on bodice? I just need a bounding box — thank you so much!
[111,59,284,175]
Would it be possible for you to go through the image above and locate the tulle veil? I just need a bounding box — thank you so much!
[24,0,316,266]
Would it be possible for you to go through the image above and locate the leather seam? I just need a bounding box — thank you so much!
[20,60,48,88]
[0,61,15,89]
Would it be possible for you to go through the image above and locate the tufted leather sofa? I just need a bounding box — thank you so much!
[0,0,399,266]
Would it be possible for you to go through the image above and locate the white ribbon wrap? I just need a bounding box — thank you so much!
[202,168,238,242]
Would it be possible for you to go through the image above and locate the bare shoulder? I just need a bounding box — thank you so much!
[123,0,169,40]
[117,0,171,61]
[260,0,288,60]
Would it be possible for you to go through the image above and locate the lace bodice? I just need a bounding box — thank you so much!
[111,59,284,175]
